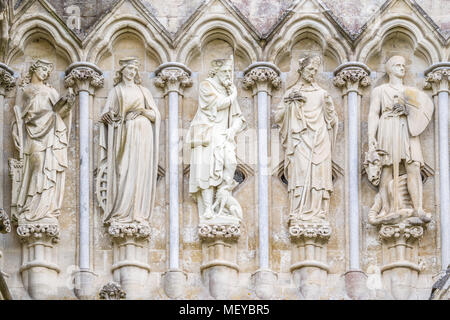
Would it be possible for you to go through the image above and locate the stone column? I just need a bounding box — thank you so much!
[243,62,281,299]
[0,63,14,209]
[333,62,371,299]
[424,63,450,272]
[155,62,192,298]
[64,62,104,299]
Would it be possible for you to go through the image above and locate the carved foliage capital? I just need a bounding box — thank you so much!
[107,222,151,239]
[289,222,332,242]
[154,68,192,93]
[0,67,16,93]
[99,282,126,300]
[333,68,370,92]
[64,67,104,92]
[379,223,424,242]
[0,209,11,234]
[424,68,450,94]
[16,224,60,243]
[198,224,240,241]
[243,67,281,92]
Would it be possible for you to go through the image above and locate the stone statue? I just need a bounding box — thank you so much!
[365,55,434,226]
[186,57,246,224]
[11,59,74,226]
[98,57,161,230]
[275,56,338,222]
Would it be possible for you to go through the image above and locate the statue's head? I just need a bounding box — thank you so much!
[114,57,141,86]
[385,55,406,79]
[30,59,53,82]
[298,55,321,83]
[208,58,233,88]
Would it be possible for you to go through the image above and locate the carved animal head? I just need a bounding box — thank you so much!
[364,150,382,186]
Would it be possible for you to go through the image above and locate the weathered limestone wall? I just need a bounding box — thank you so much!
[0,0,449,300]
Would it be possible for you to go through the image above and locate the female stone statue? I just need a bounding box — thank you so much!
[98,57,161,227]
[275,56,338,222]
[186,58,246,223]
[11,59,74,225]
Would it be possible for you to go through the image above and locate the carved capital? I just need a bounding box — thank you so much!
[289,221,332,242]
[424,65,450,95]
[64,63,104,94]
[0,209,11,234]
[333,65,370,94]
[107,222,151,239]
[379,223,424,242]
[198,224,240,241]
[243,63,281,94]
[16,224,60,243]
[154,63,192,95]
[0,63,15,95]
[99,282,126,300]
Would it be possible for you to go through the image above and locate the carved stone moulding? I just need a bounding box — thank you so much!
[16,223,60,243]
[0,62,16,94]
[107,222,151,240]
[0,209,11,234]
[289,221,332,243]
[379,223,424,242]
[99,281,126,300]
[333,62,371,92]
[243,62,281,93]
[154,62,193,93]
[64,62,104,92]
[198,223,241,242]
[424,62,450,94]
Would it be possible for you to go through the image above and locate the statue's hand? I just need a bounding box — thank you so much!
[101,111,116,125]
[142,109,156,122]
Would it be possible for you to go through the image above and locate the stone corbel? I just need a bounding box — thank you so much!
[378,223,424,299]
[0,209,10,234]
[64,62,104,300]
[107,223,151,300]
[333,62,371,300]
[198,224,240,299]
[155,63,192,299]
[243,62,281,299]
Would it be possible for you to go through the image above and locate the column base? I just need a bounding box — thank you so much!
[163,268,187,299]
[252,269,277,299]
[344,270,369,300]
[74,269,98,300]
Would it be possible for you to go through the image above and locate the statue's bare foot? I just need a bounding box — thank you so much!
[203,208,213,220]
[405,217,424,226]
[417,209,431,223]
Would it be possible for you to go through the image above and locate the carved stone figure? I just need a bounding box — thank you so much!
[365,55,434,226]
[186,57,246,224]
[97,57,161,232]
[275,56,338,222]
[10,59,74,227]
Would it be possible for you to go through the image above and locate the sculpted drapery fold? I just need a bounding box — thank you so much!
[11,59,74,226]
[275,56,338,222]
[98,57,161,230]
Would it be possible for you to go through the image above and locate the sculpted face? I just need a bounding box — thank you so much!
[217,65,233,87]
[122,64,138,82]
[301,60,319,83]
[386,56,406,79]
[33,65,50,82]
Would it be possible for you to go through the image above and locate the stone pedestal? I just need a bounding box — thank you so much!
[289,220,331,299]
[108,223,151,300]
[17,224,60,300]
[199,223,240,299]
[379,223,424,300]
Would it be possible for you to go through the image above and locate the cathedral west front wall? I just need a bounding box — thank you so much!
[0,0,449,300]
